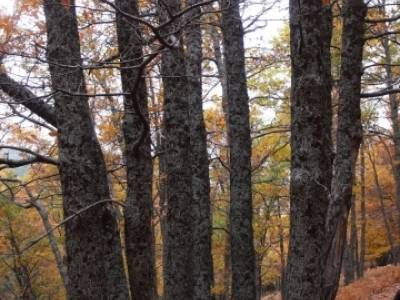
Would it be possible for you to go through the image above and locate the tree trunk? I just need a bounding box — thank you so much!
[350,195,359,279]
[222,231,232,300]
[255,256,262,300]
[211,21,231,300]
[150,74,170,298]
[115,0,156,298]
[43,1,129,298]
[184,2,213,299]
[6,214,37,300]
[343,195,357,285]
[324,0,367,300]
[322,0,366,298]
[32,200,68,290]
[159,1,194,298]
[359,141,366,277]
[220,0,257,299]
[343,243,353,285]
[382,25,400,230]
[284,0,333,298]
[367,144,396,255]
[277,197,286,290]
[210,24,229,123]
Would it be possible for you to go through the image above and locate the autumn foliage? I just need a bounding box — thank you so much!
[337,265,400,300]
[0,0,400,299]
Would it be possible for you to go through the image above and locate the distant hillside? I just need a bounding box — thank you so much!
[0,149,28,176]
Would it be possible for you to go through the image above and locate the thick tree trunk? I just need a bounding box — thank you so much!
[184,2,213,299]
[114,0,156,299]
[322,1,366,298]
[42,1,129,298]
[284,0,333,298]
[159,1,194,299]
[220,0,256,299]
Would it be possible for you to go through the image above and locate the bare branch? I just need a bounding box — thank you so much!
[0,145,58,168]
[361,87,400,98]
[366,14,400,23]
[365,30,400,40]
[7,103,56,131]
[0,71,58,128]
[15,199,126,255]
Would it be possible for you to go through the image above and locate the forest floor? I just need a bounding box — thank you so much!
[262,265,400,300]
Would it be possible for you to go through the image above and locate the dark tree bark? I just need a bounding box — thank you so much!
[284,0,333,298]
[359,141,366,277]
[159,0,194,299]
[220,0,256,299]
[323,0,366,298]
[42,1,129,298]
[184,2,213,299]
[343,244,354,285]
[114,0,156,299]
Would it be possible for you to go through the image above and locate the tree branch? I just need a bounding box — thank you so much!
[0,145,58,168]
[366,14,400,23]
[7,103,56,131]
[364,30,400,40]
[16,199,126,254]
[361,87,400,98]
[0,71,58,128]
